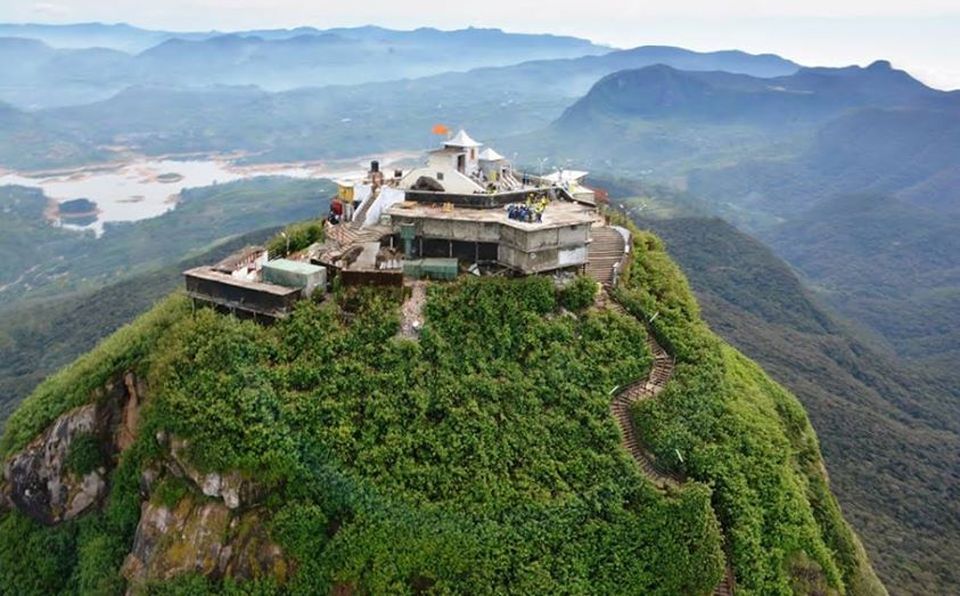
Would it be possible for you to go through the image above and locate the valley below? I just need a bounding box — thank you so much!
[0,151,416,235]
[0,19,957,595]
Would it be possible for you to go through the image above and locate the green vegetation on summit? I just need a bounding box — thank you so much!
[611,222,883,595]
[636,215,960,594]
[0,222,881,594]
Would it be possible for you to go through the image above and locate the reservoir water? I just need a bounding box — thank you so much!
[0,153,413,236]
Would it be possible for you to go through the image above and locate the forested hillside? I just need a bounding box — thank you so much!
[632,214,960,593]
[0,177,331,307]
[0,225,881,594]
[765,194,960,365]
[0,227,283,422]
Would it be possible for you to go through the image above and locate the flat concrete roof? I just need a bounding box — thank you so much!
[262,259,324,275]
[184,267,301,297]
[386,200,599,231]
[351,242,381,270]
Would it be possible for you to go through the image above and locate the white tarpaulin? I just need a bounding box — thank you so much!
[363,186,406,227]
[354,183,373,206]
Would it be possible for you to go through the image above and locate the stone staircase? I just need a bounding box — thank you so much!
[587,226,626,285]
[326,222,392,249]
[350,192,377,229]
[606,293,736,595]
[501,171,522,190]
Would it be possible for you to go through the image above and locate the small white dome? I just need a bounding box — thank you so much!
[443,129,482,148]
[478,147,506,161]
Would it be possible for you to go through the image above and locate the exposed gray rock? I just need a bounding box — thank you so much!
[221,472,242,510]
[139,467,160,499]
[167,438,250,510]
[200,472,222,498]
[66,470,107,518]
[122,495,288,588]
[2,404,108,524]
[1,371,146,524]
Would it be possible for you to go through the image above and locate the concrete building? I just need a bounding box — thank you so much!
[189,129,614,316]
[184,246,327,321]
[387,199,597,273]
[372,130,599,274]
[396,129,527,196]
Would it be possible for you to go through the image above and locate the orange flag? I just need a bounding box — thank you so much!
[432,123,450,136]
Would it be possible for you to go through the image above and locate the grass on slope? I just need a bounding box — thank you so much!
[635,214,960,595]
[610,217,886,596]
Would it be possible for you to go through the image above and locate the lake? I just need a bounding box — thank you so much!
[0,153,414,236]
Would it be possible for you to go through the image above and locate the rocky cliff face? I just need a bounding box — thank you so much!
[121,495,287,588]
[1,372,142,524]
[2,402,108,524]
[0,370,289,590]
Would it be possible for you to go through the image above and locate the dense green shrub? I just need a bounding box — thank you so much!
[0,228,880,594]
[610,215,884,595]
[267,220,325,257]
[151,475,191,509]
[64,432,103,476]
[0,511,78,595]
[73,529,127,595]
[558,274,599,311]
[21,272,719,592]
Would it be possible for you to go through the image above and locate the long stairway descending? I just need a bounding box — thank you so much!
[501,171,522,190]
[605,294,736,595]
[350,192,377,229]
[587,226,626,285]
[325,221,393,251]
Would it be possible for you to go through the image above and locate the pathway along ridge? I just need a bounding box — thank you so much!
[605,294,736,596]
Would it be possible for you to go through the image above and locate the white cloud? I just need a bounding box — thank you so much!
[31,2,69,17]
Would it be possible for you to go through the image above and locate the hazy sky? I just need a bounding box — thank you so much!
[4,1,960,88]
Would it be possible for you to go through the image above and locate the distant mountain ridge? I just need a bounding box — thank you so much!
[0,24,610,108]
[558,60,941,129]
[0,23,803,110]
[0,42,803,171]
[0,22,609,53]
[402,45,799,104]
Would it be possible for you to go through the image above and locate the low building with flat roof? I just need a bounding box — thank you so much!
[387,199,599,274]
[188,129,619,317]
[184,266,303,322]
[185,250,328,321]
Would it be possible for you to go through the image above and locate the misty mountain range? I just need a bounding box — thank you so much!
[0,20,958,594]
[528,59,960,372]
[0,28,803,110]
[0,24,612,108]
[0,38,802,170]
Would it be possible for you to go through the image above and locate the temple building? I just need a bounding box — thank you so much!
[186,129,629,318]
